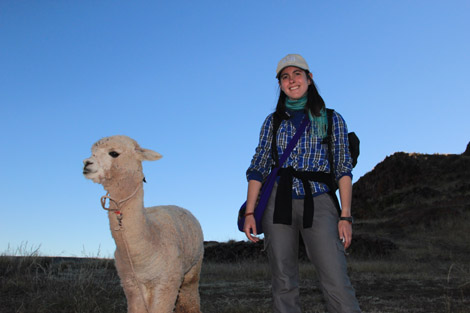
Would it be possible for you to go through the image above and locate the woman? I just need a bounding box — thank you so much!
[244,54,361,313]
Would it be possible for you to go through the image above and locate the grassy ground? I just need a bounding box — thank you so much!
[200,252,470,313]
[1,215,469,313]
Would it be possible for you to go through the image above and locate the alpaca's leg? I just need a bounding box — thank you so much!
[147,276,183,313]
[174,258,203,313]
[122,282,149,313]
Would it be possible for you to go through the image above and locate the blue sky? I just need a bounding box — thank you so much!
[1,1,469,257]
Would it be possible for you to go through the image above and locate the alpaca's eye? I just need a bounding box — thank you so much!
[109,151,120,158]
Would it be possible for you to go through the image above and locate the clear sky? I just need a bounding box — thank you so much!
[1,1,469,257]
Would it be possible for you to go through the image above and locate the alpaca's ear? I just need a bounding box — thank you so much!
[136,148,162,161]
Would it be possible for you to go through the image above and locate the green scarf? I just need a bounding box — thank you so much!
[285,96,328,139]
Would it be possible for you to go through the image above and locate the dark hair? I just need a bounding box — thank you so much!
[275,70,325,117]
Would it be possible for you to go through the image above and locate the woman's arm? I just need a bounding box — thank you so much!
[338,175,353,249]
[243,179,262,242]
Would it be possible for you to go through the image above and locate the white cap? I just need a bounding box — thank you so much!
[276,54,309,78]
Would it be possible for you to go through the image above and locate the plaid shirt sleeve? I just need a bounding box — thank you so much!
[246,114,275,182]
[331,111,353,181]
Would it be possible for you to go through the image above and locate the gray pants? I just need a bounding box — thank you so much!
[262,184,361,313]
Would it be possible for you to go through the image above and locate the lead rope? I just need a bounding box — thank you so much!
[100,185,151,313]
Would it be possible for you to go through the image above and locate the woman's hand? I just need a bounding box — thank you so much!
[244,215,260,243]
[338,220,352,249]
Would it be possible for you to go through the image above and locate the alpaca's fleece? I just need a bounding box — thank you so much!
[83,135,204,313]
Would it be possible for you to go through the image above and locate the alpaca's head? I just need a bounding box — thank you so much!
[83,135,162,187]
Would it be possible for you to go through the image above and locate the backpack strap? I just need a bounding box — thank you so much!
[271,111,290,168]
[324,109,337,189]
[324,109,341,215]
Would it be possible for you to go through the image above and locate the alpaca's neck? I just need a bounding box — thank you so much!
[105,180,159,262]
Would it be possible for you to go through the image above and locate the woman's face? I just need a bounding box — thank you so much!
[279,66,312,100]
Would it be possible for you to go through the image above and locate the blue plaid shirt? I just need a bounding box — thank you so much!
[246,109,353,197]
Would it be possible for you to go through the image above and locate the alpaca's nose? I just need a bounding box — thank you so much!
[83,159,93,173]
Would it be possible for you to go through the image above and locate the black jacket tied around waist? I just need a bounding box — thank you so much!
[273,167,340,228]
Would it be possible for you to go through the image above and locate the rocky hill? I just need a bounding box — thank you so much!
[352,144,470,231]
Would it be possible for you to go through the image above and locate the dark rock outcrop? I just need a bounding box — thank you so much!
[463,142,470,156]
[352,149,470,221]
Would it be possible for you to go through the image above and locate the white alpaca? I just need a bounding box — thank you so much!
[83,135,204,313]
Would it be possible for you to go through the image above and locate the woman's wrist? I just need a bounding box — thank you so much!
[340,207,351,217]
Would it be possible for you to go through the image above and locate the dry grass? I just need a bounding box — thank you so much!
[0,255,468,313]
[0,254,126,313]
[200,257,469,313]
